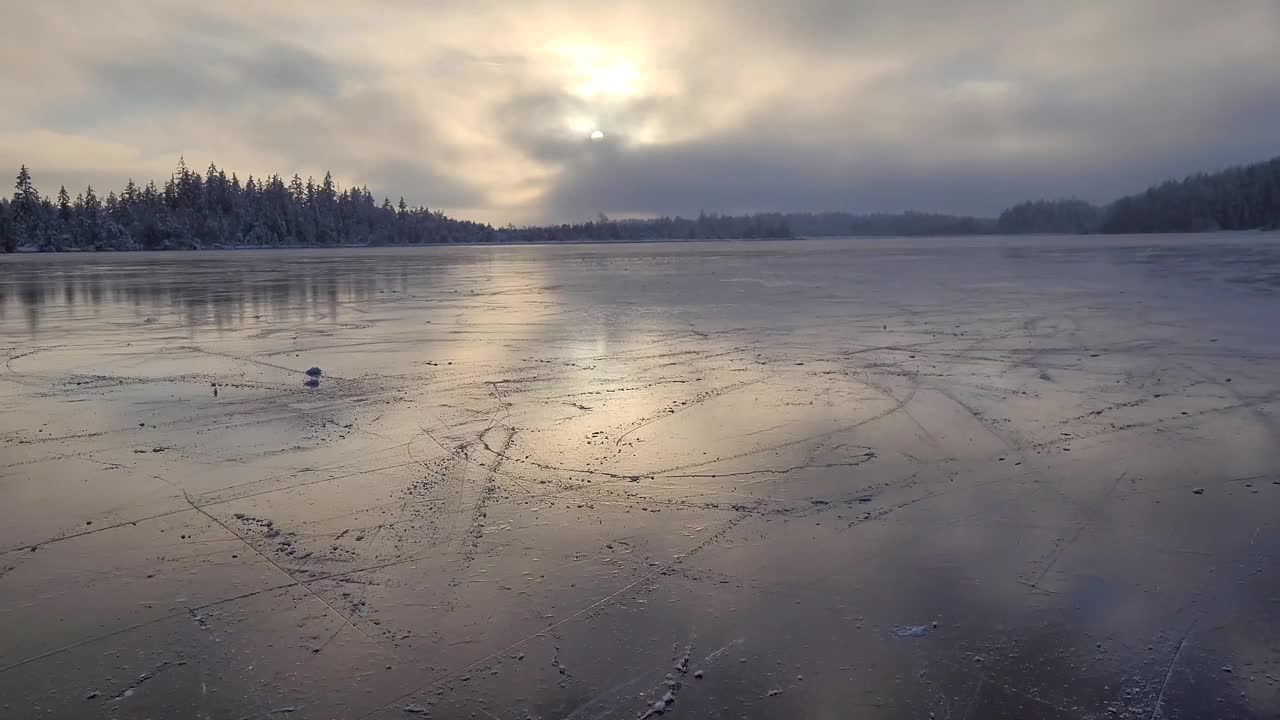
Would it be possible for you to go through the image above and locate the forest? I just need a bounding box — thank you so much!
[3,154,1279,252]
[0,160,797,252]
[1100,156,1280,233]
[996,198,1102,234]
[997,156,1280,234]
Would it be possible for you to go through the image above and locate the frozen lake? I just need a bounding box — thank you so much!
[2,235,1280,718]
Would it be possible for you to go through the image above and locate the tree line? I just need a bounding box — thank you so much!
[999,155,1280,234]
[786,211,996,237]
[1100,156,1280,233]
[4,154,1279,252]
[1,160,499,252]
[996,198,1102,234]
[0,160,801,252]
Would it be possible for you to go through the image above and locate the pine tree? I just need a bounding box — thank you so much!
[216,169,230,212]
[11,165,40,246]
[0,199,13,253]
[106,191,123,223]
[84,186,100,220]
[163,174,178,209]
[13,165,37,211]
[321,171,336,206]
[57,185,72,224]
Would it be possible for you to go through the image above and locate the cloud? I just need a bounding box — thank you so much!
[540,133,1087,219]
[75,39,344,120]
[1,1,1278,223]
[365,160,482,209]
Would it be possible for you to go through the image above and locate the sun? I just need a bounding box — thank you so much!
[552,44,643,141]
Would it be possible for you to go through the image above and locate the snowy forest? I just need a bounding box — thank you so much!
[0,160,793,252]
[1001,155,1280,234]
[996,198,1102,234]
[2,160,491,252]
[3,154,1279,252]
[1100,155,1280,233]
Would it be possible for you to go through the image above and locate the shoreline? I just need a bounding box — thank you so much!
[6,228,1280,256]
[7,235,798,254]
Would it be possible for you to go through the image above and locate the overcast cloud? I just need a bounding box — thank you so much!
[2,0,1277,223]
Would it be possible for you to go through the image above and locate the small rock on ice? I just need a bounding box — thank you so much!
[305,367,323,377]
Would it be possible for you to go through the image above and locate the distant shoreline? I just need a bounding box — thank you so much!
[5,154,1277,253]
[8,229,1280,257]
[8,235,799,254]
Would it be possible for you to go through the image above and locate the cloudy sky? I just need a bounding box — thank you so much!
[2,1,1278,224]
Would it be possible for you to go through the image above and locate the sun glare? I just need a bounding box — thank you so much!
[566,115,597,135]
[556,44,642,99]
[553,44,643,140]
[580,62,639,98]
